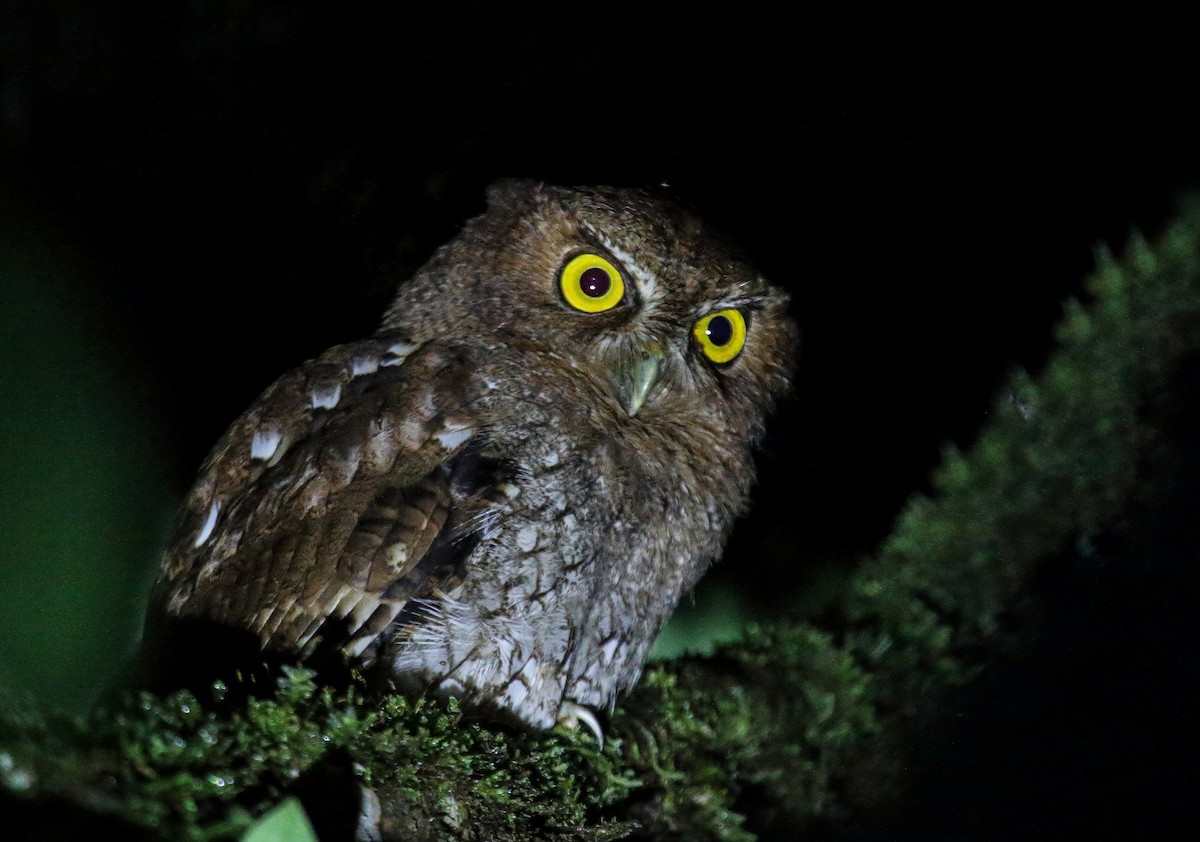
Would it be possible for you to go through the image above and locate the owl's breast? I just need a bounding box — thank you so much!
[412,365,747,715]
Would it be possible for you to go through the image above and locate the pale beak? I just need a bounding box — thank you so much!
[620,343,665,417]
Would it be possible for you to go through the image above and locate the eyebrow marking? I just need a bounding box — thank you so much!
[694,285,774,320]
[580,223,659,304]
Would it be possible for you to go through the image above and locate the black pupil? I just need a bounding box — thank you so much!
[580,267,611,298]
[706,315,734,346]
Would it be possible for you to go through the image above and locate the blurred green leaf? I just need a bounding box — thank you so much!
[241,797,318,842]
[0,231,169,711]
[649,584,753,660]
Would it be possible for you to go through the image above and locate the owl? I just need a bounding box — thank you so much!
[145,180,797,736]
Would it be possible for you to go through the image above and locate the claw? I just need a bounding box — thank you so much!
[557,700,604,748]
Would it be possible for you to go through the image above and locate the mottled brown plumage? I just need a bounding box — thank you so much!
[148,181,797,730]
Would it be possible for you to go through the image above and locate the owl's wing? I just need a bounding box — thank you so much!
[154,329,502,665]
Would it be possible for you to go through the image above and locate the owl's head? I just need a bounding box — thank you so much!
[383,180,797,446]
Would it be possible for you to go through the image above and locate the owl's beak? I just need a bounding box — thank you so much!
[621,343,665,417]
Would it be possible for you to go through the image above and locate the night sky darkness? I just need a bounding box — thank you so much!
[2,6,1198,838]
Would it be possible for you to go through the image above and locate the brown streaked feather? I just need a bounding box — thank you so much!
[155,329,496,663]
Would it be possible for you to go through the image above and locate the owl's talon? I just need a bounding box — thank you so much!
[558,701,604,748]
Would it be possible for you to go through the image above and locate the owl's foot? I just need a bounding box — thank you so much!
[557,700,604,748]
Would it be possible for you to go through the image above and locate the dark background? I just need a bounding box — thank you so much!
[1,5,1197,838]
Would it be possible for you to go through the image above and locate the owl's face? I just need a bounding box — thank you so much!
[385,181,796,442]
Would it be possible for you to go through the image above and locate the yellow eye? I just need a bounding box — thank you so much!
[560,253,625,313]
[693,308,747,363]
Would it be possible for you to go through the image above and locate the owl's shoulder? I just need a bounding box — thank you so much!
[158,331,485,604]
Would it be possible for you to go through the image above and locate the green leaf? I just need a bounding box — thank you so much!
[241,798,318,842]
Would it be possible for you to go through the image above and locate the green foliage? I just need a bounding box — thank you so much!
[3,206,1200,839]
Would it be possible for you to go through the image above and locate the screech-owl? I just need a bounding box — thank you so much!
[146,181,797,733]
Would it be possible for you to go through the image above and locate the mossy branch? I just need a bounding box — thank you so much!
[4,206,1200,840]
